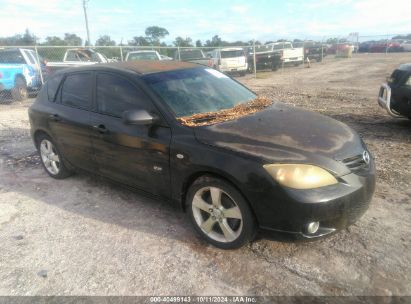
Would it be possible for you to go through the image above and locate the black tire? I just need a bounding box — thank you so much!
[11,77,28,101]
[186,175,257,249]
[36,133,72,179]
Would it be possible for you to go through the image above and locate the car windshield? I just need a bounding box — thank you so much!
[143,68,257,118]
[221,50,244,58]
[0,50,25,64]
[179,50,204,60]
[127,52,159,61]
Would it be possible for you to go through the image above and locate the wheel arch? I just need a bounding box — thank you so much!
[180,170,259,224]
[33,129,53,147]
[14,73,27,86]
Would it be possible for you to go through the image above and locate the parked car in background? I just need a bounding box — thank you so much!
[400,41,411,52]
[264,42,304,66]
[29,61,375,249]
[358,42,374,53]
[209,48,248,76]
[369,41,402,53]
[160,54,173,60]
[125,50,162,61]
[246,44,282,72]
[378,63,411,119]
[294,41,327,62]
[46,48,108,73]
[0,48,45,101]
[174,49,213,67]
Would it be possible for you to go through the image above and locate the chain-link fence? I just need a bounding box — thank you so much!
[0,34,408,102]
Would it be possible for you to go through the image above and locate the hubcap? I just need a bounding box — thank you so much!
[192,186,243,243]
[40,139,60,175]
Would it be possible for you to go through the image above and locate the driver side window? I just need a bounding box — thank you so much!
[96,72,154,118]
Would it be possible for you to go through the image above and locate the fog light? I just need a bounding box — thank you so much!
[306,221,320,234]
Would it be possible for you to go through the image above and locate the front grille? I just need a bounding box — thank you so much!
[342,154,368,173]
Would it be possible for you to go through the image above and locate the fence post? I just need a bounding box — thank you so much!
[321,38,324,63]
[120,45,124,61]
[385,34,389,55]
[34,45,44,85]
[177,46,181,61]
[253,39,257,79]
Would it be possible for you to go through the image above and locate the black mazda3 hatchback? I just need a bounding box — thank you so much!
[29,61,375,249]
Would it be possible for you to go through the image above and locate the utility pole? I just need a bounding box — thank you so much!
[83,0,91,46]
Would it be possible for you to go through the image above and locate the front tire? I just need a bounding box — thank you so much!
[36,134,72,179]
[11,77,28,101]
[186,176,256,249]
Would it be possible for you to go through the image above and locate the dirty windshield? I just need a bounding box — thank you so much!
[143,68,257,117]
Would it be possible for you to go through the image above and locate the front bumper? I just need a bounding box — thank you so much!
[219,65,247,73]
[378,83,404,117]
[253,162,376,240]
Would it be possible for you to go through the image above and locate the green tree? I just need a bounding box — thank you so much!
[195,40,202,47]
[205,35,223,47]
[128,36,150,46]
[173,36,193,47]
[145,26,169,45]
[95,35,116,46]
[44,36,67,46]
[64,33,82,46]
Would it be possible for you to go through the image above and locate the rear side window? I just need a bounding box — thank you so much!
[0,50,25,64]
[221,50,245,58]
[61,73,92,109]
[47,74,64,102]
[96,72,153,118]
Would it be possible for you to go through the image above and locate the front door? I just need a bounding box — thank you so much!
[89,72,172,198]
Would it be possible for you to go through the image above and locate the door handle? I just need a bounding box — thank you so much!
[49,114,61,122]
[93,124,108,134]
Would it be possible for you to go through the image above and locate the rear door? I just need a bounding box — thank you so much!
[48,72,96,171]
[89,71,172,198]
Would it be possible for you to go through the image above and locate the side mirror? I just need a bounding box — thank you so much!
[122,109,158,126]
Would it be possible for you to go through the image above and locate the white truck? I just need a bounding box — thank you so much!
[264,42,304,66]
[46,48,109,73]
[208,48,248,76]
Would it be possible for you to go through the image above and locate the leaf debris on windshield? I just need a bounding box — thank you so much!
[178,96,273,127]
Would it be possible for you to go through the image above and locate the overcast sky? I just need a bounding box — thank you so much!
[1,0,410,44]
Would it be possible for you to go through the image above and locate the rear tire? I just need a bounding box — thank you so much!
[36,133,72,179]
[11,77,28,101]
[186,175,256,249]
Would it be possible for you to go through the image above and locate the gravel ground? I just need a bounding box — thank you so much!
[0,53,410,296]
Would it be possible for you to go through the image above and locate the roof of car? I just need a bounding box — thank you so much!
[54,60,200,75]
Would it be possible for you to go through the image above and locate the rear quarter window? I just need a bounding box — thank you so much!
[61,73,92,109]
[46,74,64,102]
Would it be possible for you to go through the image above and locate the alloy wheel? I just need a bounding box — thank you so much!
[192,186,243,243]
[40,139,60,175]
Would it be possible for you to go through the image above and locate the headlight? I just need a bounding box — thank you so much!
[263,164,338,189]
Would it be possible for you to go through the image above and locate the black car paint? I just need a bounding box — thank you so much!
[389,64,411,117]
[29,63,375,239]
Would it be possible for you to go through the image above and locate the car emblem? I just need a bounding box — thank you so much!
[362,151,370,164]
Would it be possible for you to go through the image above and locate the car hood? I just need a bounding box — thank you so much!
[192,102,365,176]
